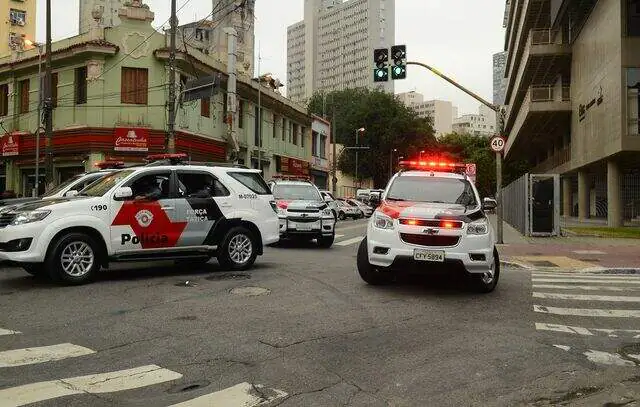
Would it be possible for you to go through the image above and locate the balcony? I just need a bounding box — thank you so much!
[505,85,572,158]
[531,146,571,173]
[504,28,572,130]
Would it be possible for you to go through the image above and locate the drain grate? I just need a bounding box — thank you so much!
[167,380,211,394]
[530,260,559,268]
[206,273,251,281]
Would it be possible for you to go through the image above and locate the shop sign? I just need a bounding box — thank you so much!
[1,134,19,156]
[278,156,309,175]
[114,128,149,152]
[578,86,604,122]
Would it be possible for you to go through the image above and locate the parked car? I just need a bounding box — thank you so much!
[346,198,373,217]
[336,199,363,220]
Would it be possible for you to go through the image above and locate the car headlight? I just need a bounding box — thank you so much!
[373,212,394,230]
[277,208,287,216]
[322,208,333,217]
[467,219,489,235]
[10,210,51,226]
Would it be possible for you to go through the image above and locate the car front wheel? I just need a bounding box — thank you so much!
[217,226,258,271]
[46,233,102,285]
[469,248,500,293]
[357,238,393,285]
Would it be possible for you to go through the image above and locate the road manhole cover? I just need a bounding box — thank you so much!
[167,380,211,394]
[230,286,270,296]
[530,260,559,267]
[206,273,251,281]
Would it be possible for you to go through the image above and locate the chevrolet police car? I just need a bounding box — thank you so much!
[357,160,499,293]
[268,176,336,247]
[0,154,279,285]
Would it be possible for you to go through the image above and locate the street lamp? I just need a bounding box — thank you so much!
[389,148,398,180]
[355,127,365,188]
[24,39,44,197]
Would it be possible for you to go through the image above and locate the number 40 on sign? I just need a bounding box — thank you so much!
[490,135,506,153]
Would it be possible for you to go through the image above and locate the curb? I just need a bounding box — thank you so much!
[500,260,532,270]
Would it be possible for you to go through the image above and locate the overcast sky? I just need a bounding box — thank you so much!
[36,0,505,115]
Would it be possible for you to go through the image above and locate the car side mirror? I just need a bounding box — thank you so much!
[114,187,133,201]
[482,201,496,211]
[324,196,332,202]
[369,195,380,207]
[64,190,78,198]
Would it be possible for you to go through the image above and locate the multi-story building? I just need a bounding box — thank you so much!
[1,0,36,57]
[396,91,455,137]
[310,115,331,189]
[0,0,310,196]
[501,0,640,227]
[287,0,395,104]
[452,105,497,137]
[493,51,507,105]
[79,0,124,33]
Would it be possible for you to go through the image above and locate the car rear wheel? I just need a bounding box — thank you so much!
[317,234,334,248]
[338,211,346,221]
[357,238,393,285]
[217,226,257,271]
[46,233,102,285]
[470,248,500,293]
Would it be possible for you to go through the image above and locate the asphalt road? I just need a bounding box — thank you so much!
[1,218,640,406]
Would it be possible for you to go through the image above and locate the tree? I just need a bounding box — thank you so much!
[307,88,436,188]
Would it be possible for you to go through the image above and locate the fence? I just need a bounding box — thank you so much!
[501,173,529,235]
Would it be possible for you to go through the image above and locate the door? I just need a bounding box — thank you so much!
[110,170,186,253]
[176,170,235,247]
[530,176,554,235]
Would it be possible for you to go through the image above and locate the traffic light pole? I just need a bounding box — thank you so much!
[406,61,504,244]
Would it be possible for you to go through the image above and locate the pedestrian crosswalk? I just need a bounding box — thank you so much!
[334,235,364,247]
[0,327,288,406]
[532,270,640,367]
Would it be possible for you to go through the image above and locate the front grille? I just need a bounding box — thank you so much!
[0,213,16,228]
[289,216,320,223]
[400,233,460,247]
[288,208,320,213]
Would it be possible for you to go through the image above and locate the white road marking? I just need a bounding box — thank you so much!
[335,223,367,232]
[169,382,288,407]
[534,305,640,317]
[0,364,182,407]
[0,328,20,336]
[532,278,640,284]
[533,292,640,302]
[334,234,345,239]
[572,250,606,255]
[553,345,637,366]
[532,273,640,279]
[532,284,638,291]
[535,323,640,338]
[553,344,571,351]
[335,236,364,246]
[0,343,96,368]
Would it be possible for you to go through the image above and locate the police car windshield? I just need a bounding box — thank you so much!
[43,174,84,197]
[80,170,134,197]
[273,184,322,201]
[387,176,477,206]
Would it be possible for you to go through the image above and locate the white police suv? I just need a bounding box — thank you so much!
[357,160,499,293]
[268,176,336,248]
[0,154,279,285]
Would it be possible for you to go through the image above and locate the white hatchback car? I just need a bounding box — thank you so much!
[357,160,499,293]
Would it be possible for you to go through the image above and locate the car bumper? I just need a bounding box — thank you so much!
[0,223,47,264]
[366,224,494,275]
[279,216,335,237]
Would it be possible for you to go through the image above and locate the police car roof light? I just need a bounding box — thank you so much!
[95,161,125,169]
[398,160,465,170]
[271,175,312,182]
[145,153,189,165]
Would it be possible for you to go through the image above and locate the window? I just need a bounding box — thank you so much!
[628,68,640,135]
[51,72,58,108]
[239,100,244,128]
[228,172,271,194]
[201,97,210,117]
[121,67,148,104]
[301,127,305,148]
[272,115,278,138]
[19,79,29,114]
[312,131,318,156]
[127,172,172,200]
[222,93,227,123]
[628,0,640,36]
[75,66,87,105]
[9,9,26,25]
[254,105,261,146]
[387,176,477,206]
[177,172,229,198]
[0,84,8,117]
[282,118,287,141]
[81,170,134,197]
[292,123,298,145]
[320,135,327,158]
[272,183,322,201]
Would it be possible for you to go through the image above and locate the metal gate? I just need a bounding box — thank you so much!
[502,173,560,237]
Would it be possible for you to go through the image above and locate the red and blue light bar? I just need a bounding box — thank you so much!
[95,161,125,169]
[398,160,467,170]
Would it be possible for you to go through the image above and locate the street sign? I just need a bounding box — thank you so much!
[490,135,506,153]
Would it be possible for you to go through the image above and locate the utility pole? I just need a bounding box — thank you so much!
[257,44,261,172]
[407,61,504,244]
[167,0,177,153]
[44,0,54,188]
[331,104,337,196]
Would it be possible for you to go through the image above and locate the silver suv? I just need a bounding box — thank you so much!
[268,177,336,248]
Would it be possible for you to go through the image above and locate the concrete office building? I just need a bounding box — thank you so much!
[502,0,640,227]
[396,91,455,137]
[1,0,36,56]
[287,0,395,104]
[452,105,497,137]
[493,51,508,105]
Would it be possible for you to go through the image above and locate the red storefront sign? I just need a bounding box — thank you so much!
[1,134,19,156]
[279,156,309,176]
[114,128,149,152]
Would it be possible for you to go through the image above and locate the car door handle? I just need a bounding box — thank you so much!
[161,206,175,210]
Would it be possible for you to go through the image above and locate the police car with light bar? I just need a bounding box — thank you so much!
[357,159,499,292]
[0,154,279,285]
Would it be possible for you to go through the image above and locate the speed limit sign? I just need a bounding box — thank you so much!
[490,136,506,153]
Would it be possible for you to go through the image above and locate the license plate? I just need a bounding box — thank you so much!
[413,249,445,262]
[295,223,312,231]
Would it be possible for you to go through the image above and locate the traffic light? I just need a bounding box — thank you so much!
[373,48,389,82]
[390,45,407,80]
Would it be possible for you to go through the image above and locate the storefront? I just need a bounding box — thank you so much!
[310,157,329,190]
[275,155,310,177]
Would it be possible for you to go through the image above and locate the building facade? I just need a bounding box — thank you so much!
[396,91,456,137]
[1,0,36,57]
[79,0,125,33]
[452,104,497,137]
[493,51,507,105]
[0,0,310,196]
[501,0,640,227]
[287,0,395,104]
[310,115,331,189]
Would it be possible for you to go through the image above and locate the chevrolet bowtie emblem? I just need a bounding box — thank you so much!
[423,228,439,235]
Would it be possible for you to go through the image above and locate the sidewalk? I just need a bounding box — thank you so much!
[488,215,640,270]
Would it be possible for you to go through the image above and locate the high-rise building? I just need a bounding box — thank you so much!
[79,0,125,33]
[1,0,37,56]
[492,51,507,105]
[396,91,455,137]
[452,104,497,138]
[287,0,395,104]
